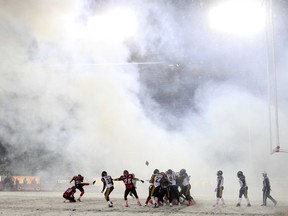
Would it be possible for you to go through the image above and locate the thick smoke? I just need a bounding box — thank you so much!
[0,0,287,198]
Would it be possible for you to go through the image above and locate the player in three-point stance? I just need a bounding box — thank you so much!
[101,171,114,207]
[114,170,144,207]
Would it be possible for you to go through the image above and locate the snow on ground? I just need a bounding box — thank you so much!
[0,192,288,216]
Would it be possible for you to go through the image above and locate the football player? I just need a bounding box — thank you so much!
[101,171,114,207]
[114,170,144,207]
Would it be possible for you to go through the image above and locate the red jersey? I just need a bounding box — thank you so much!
[63,187,76,198]
[70,175,84,185]
[118,174,135,189]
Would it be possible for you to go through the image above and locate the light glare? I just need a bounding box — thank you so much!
[208,0,265,36]
[86,8,138,42]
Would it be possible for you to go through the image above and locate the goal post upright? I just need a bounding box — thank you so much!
[266,0,288,154]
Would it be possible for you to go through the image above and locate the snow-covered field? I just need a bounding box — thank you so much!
[0,192,287,216]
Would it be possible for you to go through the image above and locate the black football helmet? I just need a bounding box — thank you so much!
[167,169,172,174]
[154,169,159,174]
[180,169,186,175]
[217,170,223,176]
[237,171,243,177]
[102,171,107,177]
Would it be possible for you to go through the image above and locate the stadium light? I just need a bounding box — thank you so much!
[208,0,265,36]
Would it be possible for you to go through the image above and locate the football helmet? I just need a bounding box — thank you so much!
[154,169,159,174]
[123,170,129,176]
[77,174,84,181]
[217,170,223,176]
[237,171,243,177]
[180,169,186,175]
[167,169,172,174]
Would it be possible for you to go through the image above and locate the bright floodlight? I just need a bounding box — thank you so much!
[208,0,265,36]
[86,8,138,42]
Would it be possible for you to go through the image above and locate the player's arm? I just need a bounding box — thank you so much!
[69,177,74,183]
[149,175,155,184]
[133,177,144,183]
[215,179,220,191]
[101,178,106,193]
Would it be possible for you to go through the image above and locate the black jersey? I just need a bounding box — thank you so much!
[238,175,247,189]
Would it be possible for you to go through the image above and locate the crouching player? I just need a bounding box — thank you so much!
[70,174,95,201]
[63,186,76,202]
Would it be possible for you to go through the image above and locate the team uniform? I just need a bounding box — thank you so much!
[236,171,251,207]
[69,174,94,201]
[159,172,171,205]
[114,170,144,207]
[261,172,277,206]
[145,172,157,206]
[129,174,137,198]
[178,169,195,206]
[63,186,76,202]
[151,169,163,208]
[214,170,225,207]
[144,185,154,206]
[101,171,114,207]
[145,169,161,206]
[166,169,180,206]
